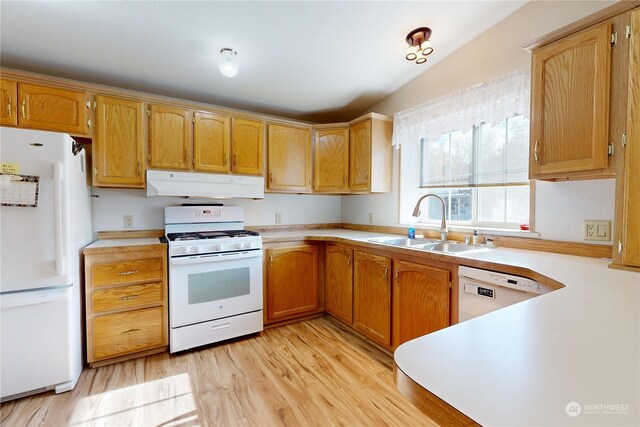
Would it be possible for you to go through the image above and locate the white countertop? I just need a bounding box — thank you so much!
[262,229,640,425]
[85,238,162,249]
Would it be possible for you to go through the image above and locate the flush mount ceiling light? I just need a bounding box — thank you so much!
[405,27,433,64]
[219,48,239,78]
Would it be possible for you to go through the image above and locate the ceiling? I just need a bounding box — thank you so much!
[0,1,527,123]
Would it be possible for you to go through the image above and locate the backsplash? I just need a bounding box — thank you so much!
[91,188,342,232]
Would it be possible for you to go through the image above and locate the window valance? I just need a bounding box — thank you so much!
[392,68,531,148]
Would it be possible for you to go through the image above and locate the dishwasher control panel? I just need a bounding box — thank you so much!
[458,266,550,295]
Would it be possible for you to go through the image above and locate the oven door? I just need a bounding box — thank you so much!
[169,250,263,328]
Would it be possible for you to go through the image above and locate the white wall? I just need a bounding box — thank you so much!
[92,187,341,231]
[343,0,617,244]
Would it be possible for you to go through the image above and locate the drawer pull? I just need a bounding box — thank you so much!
[211,322,232,331]
[120,295,139,301]
[117,270,139,275]
[121,328,140,335]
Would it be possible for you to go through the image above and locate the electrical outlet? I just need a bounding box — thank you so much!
[368,212,374,224]
[123,215,134,229]
[275,212,282,224]
[584,220,610,241]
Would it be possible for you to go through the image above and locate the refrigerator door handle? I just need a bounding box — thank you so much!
[53,163,66,280]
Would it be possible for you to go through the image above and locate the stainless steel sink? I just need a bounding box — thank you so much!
[367,237,439,246]
[368,236,486,254]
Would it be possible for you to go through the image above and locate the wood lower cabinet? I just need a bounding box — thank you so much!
[392,260,451,348]
[149,104,192,170]
[325,244,353,324]
[232,117,264,175]
[267,123,312,192]
[353,250,391,347]
[0,78,17,126]
[266,245,319,323]
[349,115,392,193]
[314,126,349,193]
[93,95,146,187]
[193,111,230,173]
[530,23,611,178]
[84,244,168,367]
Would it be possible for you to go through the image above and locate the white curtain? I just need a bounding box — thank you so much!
[392,68,531,148]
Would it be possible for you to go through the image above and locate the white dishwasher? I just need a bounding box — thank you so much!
[458,266,552,322]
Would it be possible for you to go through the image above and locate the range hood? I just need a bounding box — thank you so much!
[146,170,264,199]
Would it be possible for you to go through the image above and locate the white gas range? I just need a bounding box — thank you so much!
[165,205,263,353]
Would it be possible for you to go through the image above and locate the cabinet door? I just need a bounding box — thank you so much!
[314,127,349,193]
[325,244,353,324]
[266,245,319,322]
[530,23,611,177]
[231,118,264,175]
[349,119,372,192]
[193,112,230,173]
[149,104,192,170]
[353,250,391,347]
[267,123,312,192]
[0,79,17,126]
[620,8,640,267]
[18,83,89,134]
[392,260,450,348]
[93,95,146,187]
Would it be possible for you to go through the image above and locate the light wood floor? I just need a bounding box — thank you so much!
[0,317,437,426]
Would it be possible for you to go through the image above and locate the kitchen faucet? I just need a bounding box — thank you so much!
[412,194,448,242]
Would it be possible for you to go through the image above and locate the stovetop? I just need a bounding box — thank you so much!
[167,230,260,242]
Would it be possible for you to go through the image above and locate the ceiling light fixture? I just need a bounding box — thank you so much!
[219,48,239,78]
[405,27,433,64]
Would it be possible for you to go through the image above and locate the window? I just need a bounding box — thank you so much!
[416,115,530,228]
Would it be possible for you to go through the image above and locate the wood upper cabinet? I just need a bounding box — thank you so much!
[6,82,90,135]
[266,245,319,323]
[616,7,640,269]
[84,244,168,367]
[325,244,353,324]
[267,123,312,192]
[530,23,611,178]
[149,104,192,170]
[314,126,350,193]
[353,250,391,347]
[232,117,264,175]
[392,260,450,348]
[0,79,17,126]
[93,95,146,188]
[349,115,392,193]
[193,112,230,173]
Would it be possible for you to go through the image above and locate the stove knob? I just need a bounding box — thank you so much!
[215,244,223,251]
[179,247,188,255]
[192,246,200,254]
[243,242,252,249]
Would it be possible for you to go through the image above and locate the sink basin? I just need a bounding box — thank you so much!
[416,242,484,253]
[367,237,439,246]
[368,236,486,254]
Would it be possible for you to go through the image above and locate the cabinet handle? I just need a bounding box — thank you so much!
[137,161,142,176]
[233,154,238,167]
[269,173,273,183]
[384,266,388,277]
[269,255,273,267]
[343,176,347,184]
[7,98,12,117]
[395,270,399,282]
[21,99,26,118]
[87,118,91,128]
[224,153,228,166]
[121,328,140,335]
[184,150,188,162]
[534,140,539,163]
[348,256,351,265]
[117,270,139,275]
[120,295,139,301]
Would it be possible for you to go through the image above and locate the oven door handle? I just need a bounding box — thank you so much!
[170,250,263,265]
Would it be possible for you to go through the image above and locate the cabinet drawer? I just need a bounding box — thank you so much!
[92,257,164,287]
[92,282,163,313]
[92,307,165,361]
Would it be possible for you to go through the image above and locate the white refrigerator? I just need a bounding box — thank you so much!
[0,127,92,401]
